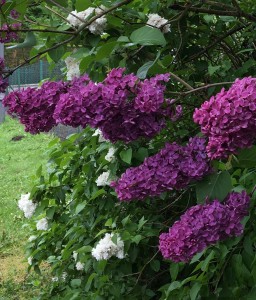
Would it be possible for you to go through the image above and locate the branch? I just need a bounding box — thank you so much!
[166,81,233,97]
[186,24,248,62]
[169,3,256,22]
[4,0,134,78]
[169,71,194,90]
[0,28,75,35]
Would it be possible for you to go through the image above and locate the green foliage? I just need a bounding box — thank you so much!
[3,0,256,299]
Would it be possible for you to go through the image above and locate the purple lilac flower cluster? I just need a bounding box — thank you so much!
[111,137,211,201]
[0,58,8,93]
[0,23,21,43]
[4,68,180,140]
[193,77,256,159]
[54,68,173,142]
[3,81,68,133]
[159,191,250,262]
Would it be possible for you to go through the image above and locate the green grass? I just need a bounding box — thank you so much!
[0,117,54,298]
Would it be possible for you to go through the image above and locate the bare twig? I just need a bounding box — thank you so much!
[169,71,194,90]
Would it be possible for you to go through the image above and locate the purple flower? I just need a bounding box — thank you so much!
[10,10,19,19]
[55,68,172,143]
[193,77,256,159]
[0,22,21,43]
[159,191,250,262]
[111,137,211,201]
[3,81,68,133]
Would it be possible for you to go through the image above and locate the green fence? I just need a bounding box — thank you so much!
[8,60,64,87]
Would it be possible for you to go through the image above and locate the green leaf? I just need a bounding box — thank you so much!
[134,147,148,162]
[170,263,179,281]
[71,278,81,288]
[136,51,161,79]
[75,0,91,11]
[196,171,232,203]
[130,26,166,46]
[95,42,118,61]
[232,146,256,168]
[167,281,182,294]
[85,273,97,292]
[208,64,221,76]
[46,207,55,219]
[150,259,160,272]
[76,202,86,214]
[120,148,133,164]
[48,46,65,63]
[190,282,202,300]
[201,250,215,272]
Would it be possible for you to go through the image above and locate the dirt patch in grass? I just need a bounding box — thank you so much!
[0,254,28,283]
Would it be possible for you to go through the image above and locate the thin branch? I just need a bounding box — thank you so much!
[186,24,248,62]
[169,71,194,90]
[44,5,70,23]
[0,28,75,35]
[47,0,88,25]
[4,0,134,78]
[169,3,256,22]
[135,250,160,285]
[166,81,233,97]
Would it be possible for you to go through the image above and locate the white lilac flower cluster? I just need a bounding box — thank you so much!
[65,56,80,80]
[95,171,111,186]
[105,147,116,162]
[92,128,107,142]
[73,251,84,271]
[18,193,37,218]
[28,256,33,265]
[36,217,48,231]
[67,6,107,35]
[91,233,125,261]
[146,13,170,33]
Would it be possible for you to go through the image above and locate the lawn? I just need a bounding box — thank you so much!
[0,117,54,298]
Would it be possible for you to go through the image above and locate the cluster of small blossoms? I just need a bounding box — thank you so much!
[159,191,250,262]
[105,147,116,162]
[146,13,170,33]
[54,68,174,143]
[18,193,37,218]
[36,218,48,231]
[3,80,68,133]
[4,68,179,142]
[95,171,112,186]
[67,6,107,35]
[0,22,21,43]
[65,56,80,80]
[92,233,125,261]
[0,58,8,93]
[193,77,256,159]
[111,137,211,201]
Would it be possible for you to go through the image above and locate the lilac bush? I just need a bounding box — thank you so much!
[3,81,68,133]
[111,137,211,201]
[159,191,250,262]
[0,23,21,43]
[193,77,256,159]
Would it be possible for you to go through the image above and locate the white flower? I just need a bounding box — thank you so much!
[92,128,107,142]
[52,276,58,282]
[91,233,125,261]
[75,261,84,271]
[28,235,37,242]
[146,13,170,33]
[36,218,48,231]
[67,7,107,35]
[65,56,80,80]
[61,272,68,281]
[73,251,78,261]
[28,256,33,265]
[95,171,111,186]
[105,147,116,162]
[18,193,37,218]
